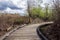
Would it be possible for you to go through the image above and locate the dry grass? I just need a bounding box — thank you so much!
[0,13,29,36]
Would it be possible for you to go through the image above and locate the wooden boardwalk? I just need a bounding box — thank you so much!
[4,24,41,40]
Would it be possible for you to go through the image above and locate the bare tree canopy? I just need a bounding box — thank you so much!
[47,0,60,40]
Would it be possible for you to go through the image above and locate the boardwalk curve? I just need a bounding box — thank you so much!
[3,22,53,40]
[4,24,41,40]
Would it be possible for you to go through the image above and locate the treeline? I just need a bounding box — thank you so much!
[29,7,54,21]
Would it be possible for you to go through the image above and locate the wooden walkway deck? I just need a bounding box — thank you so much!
[4,24,41,40]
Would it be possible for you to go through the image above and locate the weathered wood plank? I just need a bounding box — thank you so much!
[3,22,53,40]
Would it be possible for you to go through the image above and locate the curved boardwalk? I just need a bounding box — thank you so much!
[4,24,41,40]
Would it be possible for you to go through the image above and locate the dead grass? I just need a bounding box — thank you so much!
[0,14,29,36]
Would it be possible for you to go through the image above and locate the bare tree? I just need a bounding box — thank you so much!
[27,0,43,23]
[44,3,49,21]
[47,0,60,40]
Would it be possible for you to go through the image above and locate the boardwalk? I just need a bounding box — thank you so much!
[4,24,41,40]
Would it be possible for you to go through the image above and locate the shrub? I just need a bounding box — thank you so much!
[30,7,53,21]
[13,18,24,25]
[46,0,60,40]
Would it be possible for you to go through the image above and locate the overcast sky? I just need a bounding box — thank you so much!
[41,0,52,7]
[0,0,27,15]
[0,0,51,15]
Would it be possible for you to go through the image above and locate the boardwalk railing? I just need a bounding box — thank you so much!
[36,22,53,40]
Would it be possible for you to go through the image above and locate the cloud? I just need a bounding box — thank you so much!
[0,1,7,10]
[0,0,27,16]
[0,0,23,10]
[4,7,25,13]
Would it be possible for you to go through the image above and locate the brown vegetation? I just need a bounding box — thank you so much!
[0,13,29,36]
[46,0,60,40]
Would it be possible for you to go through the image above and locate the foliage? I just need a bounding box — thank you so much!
[13,18,25,25]
[30,7,53,21]
[30,7,41,18]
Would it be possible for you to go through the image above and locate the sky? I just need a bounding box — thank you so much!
[0,0,27,15]
[0,0,51,15]
[41,0,52,7]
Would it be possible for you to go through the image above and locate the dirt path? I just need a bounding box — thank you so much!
[4,24,41,40]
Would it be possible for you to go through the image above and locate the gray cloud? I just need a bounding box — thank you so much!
[0,1,23,10]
